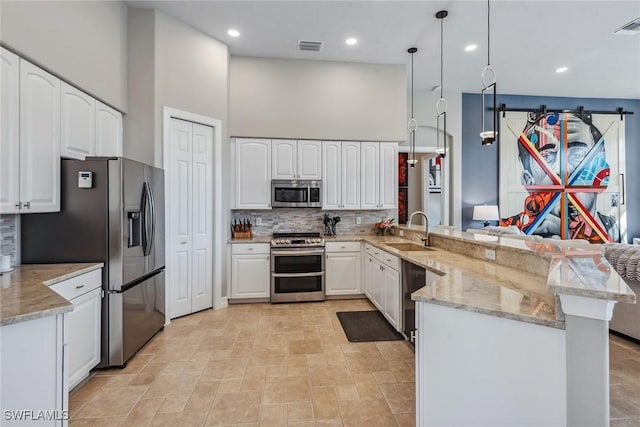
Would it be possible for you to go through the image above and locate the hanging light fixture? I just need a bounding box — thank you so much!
[407,47,418,168]
[480,0,498,146]
[435,10,448,159]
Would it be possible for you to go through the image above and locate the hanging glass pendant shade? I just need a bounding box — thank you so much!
[480,0,498,146]
[435,10,448,159]
[407,47,418,168]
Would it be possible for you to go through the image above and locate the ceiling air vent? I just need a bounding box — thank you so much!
[298,40,323,52]
[614,17,640,35]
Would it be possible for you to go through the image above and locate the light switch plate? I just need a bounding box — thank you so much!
[256,218,262,226]
[484,249,496,261]
[356,217,362,225]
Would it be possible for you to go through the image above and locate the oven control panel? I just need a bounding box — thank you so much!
[271,238,324,247]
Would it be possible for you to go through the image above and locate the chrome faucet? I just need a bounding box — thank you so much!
[407,211,430,246]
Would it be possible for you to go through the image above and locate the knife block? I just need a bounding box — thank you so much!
[231,229,252,239]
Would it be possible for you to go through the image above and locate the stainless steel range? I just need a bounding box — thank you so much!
[270,232,325,303]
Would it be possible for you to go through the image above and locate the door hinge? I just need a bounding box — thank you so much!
[410,329,417,343]
[101,290,105,299]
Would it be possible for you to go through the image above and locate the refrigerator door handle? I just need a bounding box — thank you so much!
[148,182,156,253]
[141,182,152,256]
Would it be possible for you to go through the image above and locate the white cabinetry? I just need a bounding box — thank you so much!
[234,138,272,209]
[1,314,68,427]
[0,47,20,213]
[231,243,271,299]
[361,142,398,209]
[325,241,362,295]
[363,244,401,331]
[50,268,102,390]
[272,139,322,180]
[19,58,61,213]
[322,141,360,210]
[95,101,123,157]
[61,82,95,160]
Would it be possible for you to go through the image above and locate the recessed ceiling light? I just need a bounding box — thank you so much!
[345,38,358,46]
[464,44,478,52]
[227,29,240,37]
[555,66,568,73]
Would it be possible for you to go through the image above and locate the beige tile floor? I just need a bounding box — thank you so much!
[69,299,416,427]
[69,299,640,427]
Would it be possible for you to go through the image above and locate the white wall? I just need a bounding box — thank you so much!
[0,0,127,112]
[230,56,406,141]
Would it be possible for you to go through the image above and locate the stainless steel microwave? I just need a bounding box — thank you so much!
[271,180,322,208]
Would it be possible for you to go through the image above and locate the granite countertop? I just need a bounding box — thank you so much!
[0,263,103,327]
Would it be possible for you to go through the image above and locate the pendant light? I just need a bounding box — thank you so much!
[435,10,448,159]
[480,0,498,146]
[407,47,418,168]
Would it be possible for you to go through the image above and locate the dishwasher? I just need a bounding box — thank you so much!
[402,260,442,347]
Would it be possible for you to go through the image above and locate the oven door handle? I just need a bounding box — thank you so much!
[272,272,325,278]
[271,249,325,256]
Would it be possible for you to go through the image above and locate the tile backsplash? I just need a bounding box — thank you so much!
[232,209,393,236]
[0,214,18,267]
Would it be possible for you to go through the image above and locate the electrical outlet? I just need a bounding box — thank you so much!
[356,217,362,225]
[484,249,496,261]
[256,217,262,226]
[399,230,404,237]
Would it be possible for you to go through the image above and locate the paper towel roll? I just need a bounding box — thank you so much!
[0,254,12,273]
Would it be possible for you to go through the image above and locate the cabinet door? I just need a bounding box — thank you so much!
[68,288,101,389]
[372,258,384,311]
[20,59,60,213]
[298,140,322,180]
[341,141,360,209]
[272,139,297,179]
[360,142,379,210]
[326,252,362,295]
[61,81,95,160]
[235,139,271,209]
[364,255,375,301]
[383,266,401,331]
[0,48,20,214]
[231,253,270,298]
[379,142,398,209]
[322,141,341,209]
[95,101,122,157]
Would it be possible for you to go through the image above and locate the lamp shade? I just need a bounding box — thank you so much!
[473,205,500,221]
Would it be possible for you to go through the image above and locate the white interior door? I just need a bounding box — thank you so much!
[191,123,213,312]
[169,118,193,318]
[169,118,214,319]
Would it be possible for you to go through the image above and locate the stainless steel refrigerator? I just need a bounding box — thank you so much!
[22,157,165,368]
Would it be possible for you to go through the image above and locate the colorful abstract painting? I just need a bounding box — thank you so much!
[398,153,409,187]
[398,187,408,225]
[499,111,626,243]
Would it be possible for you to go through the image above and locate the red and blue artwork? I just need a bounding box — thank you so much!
[500,112,618,243]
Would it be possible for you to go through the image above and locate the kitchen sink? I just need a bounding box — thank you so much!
[385,242,435,252]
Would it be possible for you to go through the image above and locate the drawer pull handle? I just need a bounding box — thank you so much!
[248,248,254,251]
[75,285,85,289]
[341,246,346,249]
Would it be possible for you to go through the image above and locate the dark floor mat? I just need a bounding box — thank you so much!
[336,311,404,343]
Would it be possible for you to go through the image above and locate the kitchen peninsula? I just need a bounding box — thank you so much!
[383,227,633,427]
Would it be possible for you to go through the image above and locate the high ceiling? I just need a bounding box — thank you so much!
[133,0,640,99]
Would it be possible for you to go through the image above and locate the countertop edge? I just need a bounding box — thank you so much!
[40,262,105,286]
[0,303,73,327]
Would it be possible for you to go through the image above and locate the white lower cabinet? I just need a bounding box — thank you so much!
[231,243,271,299]
[0,314,68,426]
[325,242,362,295]
[363,244,401,331]
[50,268,102,390]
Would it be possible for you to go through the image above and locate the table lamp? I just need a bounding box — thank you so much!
[473,205,500,227]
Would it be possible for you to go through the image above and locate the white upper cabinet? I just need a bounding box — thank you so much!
[360,142,398,210]
[272,139,322,180]
[234,138,272,209]
[379,142,398,209]
[360,142,380,210]
[95,100,123,157]
[322,141,360,210]
[20,59,61,213]
[341,141,360,210]
[0,48,20,214]
[61,81,95,160]
[272,139,297,179]
[297,140,322,180]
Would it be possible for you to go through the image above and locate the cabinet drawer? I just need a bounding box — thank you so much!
[380,252,399,271]
[364,244,384,262]
[326,241,361,253]
[50,268,102,301]
[232,243,270,255]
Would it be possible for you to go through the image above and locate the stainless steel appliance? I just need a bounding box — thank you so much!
[271,180,322,208]
[270,232,325,302]
[21,158,165,367]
